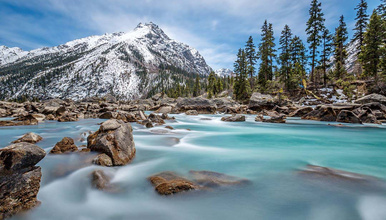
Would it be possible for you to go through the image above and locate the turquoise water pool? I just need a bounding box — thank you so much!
[2,114,386,220]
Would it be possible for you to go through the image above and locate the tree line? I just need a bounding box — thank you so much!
[232,0,385,101]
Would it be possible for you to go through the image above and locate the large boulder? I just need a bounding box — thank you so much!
[248,93,277,111]
[0,143,46,219]
[148,171,199,195]
[176,97,217,113]
[336,110,362,124]
[12,132,43,144]
[50,137,78,154]
[87,120,136,166]
[355,94,386,105]
[221,114,246,122]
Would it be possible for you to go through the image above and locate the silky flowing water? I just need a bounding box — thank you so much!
[1,114,386,220]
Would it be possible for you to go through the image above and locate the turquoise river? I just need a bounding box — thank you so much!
[1,113,386,220]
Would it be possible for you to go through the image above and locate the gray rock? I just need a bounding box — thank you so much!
[12,132,43,144]
[88,120,136,166]
[0,143,46,173]
[50,137,78,154]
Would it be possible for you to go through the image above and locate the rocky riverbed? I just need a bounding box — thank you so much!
[0,93,386,219]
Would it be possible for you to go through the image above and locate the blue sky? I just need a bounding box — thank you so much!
[0,0,381,70]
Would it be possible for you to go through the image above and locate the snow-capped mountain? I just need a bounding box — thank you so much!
[215,68,233,77]
[0,22,212,100]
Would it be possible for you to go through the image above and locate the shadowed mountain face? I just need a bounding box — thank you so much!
[0,22,212,101]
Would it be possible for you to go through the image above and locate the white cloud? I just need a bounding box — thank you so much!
[1,0,377,69]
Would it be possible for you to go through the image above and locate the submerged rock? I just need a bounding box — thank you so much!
[88,119,136,166]
[298,164,380,184]
[0,143,46,219]
[12,132,43,144]
[91,170,115,191]
[148,171,199,195]
[221,114,246,122]
[50,137,78,154]
[189,170,250,187]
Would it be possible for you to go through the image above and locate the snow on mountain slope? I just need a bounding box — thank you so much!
[215,68,233,77]
[329,39,360,74]
[0,46,28,66]
[0,22,212,100]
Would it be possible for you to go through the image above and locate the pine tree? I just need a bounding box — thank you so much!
[216,77,224,95]
[207,71,216,99]
[359,10,384,83]
[193,75,201,97]
[278,25,293,91]
[257,20,276,89]
[320,29,333,86]
[377,0,386,19]
[245,36,257,90]
[376,0,386,77]
[233,49,251,101]
[290,36,308,88]
[333,15,348,79]
[353,0,369,54]
[306,0,325,84]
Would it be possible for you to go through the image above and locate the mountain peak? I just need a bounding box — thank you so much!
[132,22,169,40]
